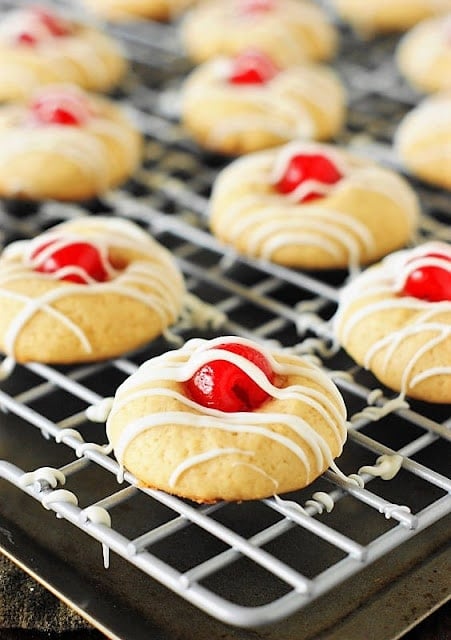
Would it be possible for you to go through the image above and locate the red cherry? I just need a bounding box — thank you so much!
[15,32,38,46]
[275,153,343,203]
[31,240,109,284]
[402,252,451,302]
[229,50,279,85]
[30,6,70,37]
[239,0,275,15]
[185,342,275,412]
[30,90,91,127]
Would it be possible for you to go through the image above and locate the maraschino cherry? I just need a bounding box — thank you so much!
[239,0,275,15]
[185,342,275,412]
[275,153,343,203]
[31,239,110,284]
[401,251,451,302]
[228,50,279,85]
[29,89,91,127]
[14,6,70,47]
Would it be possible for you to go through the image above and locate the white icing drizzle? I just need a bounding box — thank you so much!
[79,506,112,569]
[359,454,404,481]
[19,467,66,489]
[273,493,308,516]
[107,336,347,490]
[0,356,15,380]
[169,448,255,487]
[41,489,78,515]
[334,242,451,396]
[210,142,419,268]
[350,395,409,424]
[55,428,84,444]
[183,61,344,146]
[305,491,335,514]
[86,398,115,423]
[380,503,411,520]
[0,218,183,359]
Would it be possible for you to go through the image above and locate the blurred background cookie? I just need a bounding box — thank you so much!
[330,0,451,36]
[0,4,127,101]
[181,0,337,66]
[81,0,197,22]
[395,92,451,189]
[181,52,346,155]
[397,13,451,93]
[0,84,142,201]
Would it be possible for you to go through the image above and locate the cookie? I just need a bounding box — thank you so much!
[181,54,346,155]
[209,141,420,269]
[0,84,142,201]
[181,0,337,66]
[105,336,348,502]
[0,5,126,101]
[397,14,451,94]
[0,217,185,365]
[395,92,451,190]
[333,242,451,403]
[81,0,196,22]
[330,0,451,35]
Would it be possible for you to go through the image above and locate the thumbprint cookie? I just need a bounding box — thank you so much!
[0,85,142,201]
[81,0,196,22]
[0,4,127,101]
[330,0,451,36]
[209,141,420,269]
[395,92,451,189]
[0,217,185,365]
[181,53,346,155]
[333,242,451,403]
[397,14,451,94]
[181,0,337,66]
[105,336,348,502]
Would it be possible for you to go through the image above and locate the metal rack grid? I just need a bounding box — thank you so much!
[0,0,450,636]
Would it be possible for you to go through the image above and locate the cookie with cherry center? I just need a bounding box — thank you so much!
[208,141,420,270]
[104,336,348,502]
[0,4,127,102]
[181,0,337,66]
[0,216,185,366]
[180,50,346,155]
[0,84,142,201]
[333,242,451,404]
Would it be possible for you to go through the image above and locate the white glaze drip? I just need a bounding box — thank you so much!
[19,467,66,489]
[359,454,404,481]
[0,356,15,380]
[305,491,335,514]
[79,506,112,569]
[41,489,78,515]
[107,336,347,490]
[86,398,115,423]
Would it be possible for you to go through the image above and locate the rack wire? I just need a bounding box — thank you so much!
[0,0,450,635]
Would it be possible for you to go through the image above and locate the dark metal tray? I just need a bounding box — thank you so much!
[0,1,450,638]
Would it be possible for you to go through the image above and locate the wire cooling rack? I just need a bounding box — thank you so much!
[0,1,450,637]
